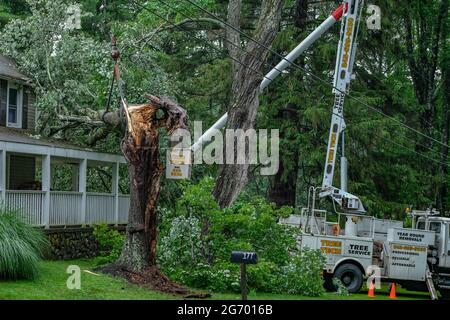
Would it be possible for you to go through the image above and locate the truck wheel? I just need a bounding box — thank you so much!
[334,263,364,293]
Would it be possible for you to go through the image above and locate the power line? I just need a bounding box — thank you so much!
[344,118,450,168]
[153,0,288,84]
[157,0,446,159]
[182,0,450,151]
[128,0,274,86]
[130,0,449,168]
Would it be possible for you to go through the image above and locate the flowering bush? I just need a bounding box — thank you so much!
[157,177,325,296]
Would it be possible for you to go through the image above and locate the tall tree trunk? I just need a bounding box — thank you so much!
[115,95,188,272]
[226,0,241,75]
[213,0,284,208]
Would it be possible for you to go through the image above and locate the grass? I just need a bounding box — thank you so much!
[0,259,432,300]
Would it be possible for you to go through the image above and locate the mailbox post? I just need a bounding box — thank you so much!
[230,251,258,300]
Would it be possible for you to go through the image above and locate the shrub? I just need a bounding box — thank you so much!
[273,248,325,296]
[158,177,325,296]
[92,224,124,265]
[166,262,241,293]
[0,208,49,280]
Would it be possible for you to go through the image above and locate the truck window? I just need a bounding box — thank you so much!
[430,222,441,234]
[417,221,425,230]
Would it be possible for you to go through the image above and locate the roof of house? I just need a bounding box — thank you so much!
[0,54,31,82]
[0,126,122,157]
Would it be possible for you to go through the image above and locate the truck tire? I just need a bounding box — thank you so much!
[333,263,364,293]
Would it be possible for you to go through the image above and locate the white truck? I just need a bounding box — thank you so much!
[269,0,450,299]
[282,207,450,299]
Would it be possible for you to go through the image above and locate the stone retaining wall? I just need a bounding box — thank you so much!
[44,226,125,260]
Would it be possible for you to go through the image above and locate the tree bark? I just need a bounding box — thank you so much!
[213,0,284,208]
[116,95,188,272]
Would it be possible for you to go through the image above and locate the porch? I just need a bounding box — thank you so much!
[0,128,130,228]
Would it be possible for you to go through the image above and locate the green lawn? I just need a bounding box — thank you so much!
[0,260,431,300]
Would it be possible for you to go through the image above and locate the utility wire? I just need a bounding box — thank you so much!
[156,0,446,160]
[344,117,450,168]
[153,0,287,84]
[182,0,450,150]
[128,0,274,86]
[130,0,450,167]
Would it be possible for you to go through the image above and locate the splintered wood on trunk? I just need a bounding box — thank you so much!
[118,95,188,270]
[100,95,201,296]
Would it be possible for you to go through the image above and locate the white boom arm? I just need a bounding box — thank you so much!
[319,0,365,213]
[191,3,346,152]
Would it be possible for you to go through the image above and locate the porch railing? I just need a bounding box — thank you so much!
[86,192,115,224]
[5,190,44,226]
[50,191,83,226]
[3,190,130,227]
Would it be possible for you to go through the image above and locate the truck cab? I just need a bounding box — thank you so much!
[416,216,450,270]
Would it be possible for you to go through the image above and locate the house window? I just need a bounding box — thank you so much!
[6,82,22,128]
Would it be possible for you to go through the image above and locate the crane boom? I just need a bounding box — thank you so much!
[191,3,346,152]
[320,0,365,213]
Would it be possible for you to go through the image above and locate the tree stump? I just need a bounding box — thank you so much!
[100,94,206,296]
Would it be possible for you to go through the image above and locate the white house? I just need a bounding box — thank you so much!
[0,54,130,228]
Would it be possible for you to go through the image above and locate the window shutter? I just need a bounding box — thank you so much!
[0,80,7,126]
[22,88,28,129]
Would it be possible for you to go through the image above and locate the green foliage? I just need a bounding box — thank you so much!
[0,207,49,280]
[274,248,325,296]
[92,224,124,265]
[158,178,325,296]
[333,278,350,296]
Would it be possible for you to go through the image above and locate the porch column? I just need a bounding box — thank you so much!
[42,154,51,229]
[112,162,119,225]
[79,158,87,225]
[0,147,6,202]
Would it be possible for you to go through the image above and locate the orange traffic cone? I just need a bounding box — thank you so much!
[368,280,375,297]
[389,283,397,299]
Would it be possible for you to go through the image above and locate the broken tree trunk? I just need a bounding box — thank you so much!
[101,94,196,295]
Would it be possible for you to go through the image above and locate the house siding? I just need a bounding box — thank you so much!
[26,89,36,130]
[0,79,7,126]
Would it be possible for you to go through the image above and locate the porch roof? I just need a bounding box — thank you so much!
[0,127,126,164]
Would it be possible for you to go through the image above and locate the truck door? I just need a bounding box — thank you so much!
[429,222,445,267]
[445,223,450,267]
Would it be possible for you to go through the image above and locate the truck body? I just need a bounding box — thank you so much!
[281,210,450,299]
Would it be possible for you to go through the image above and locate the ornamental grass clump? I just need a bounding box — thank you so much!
[0,207,49,280]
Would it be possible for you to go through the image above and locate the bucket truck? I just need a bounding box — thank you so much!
[270,0,450,299]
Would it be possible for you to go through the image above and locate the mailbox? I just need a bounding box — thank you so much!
[230,251,258,264]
